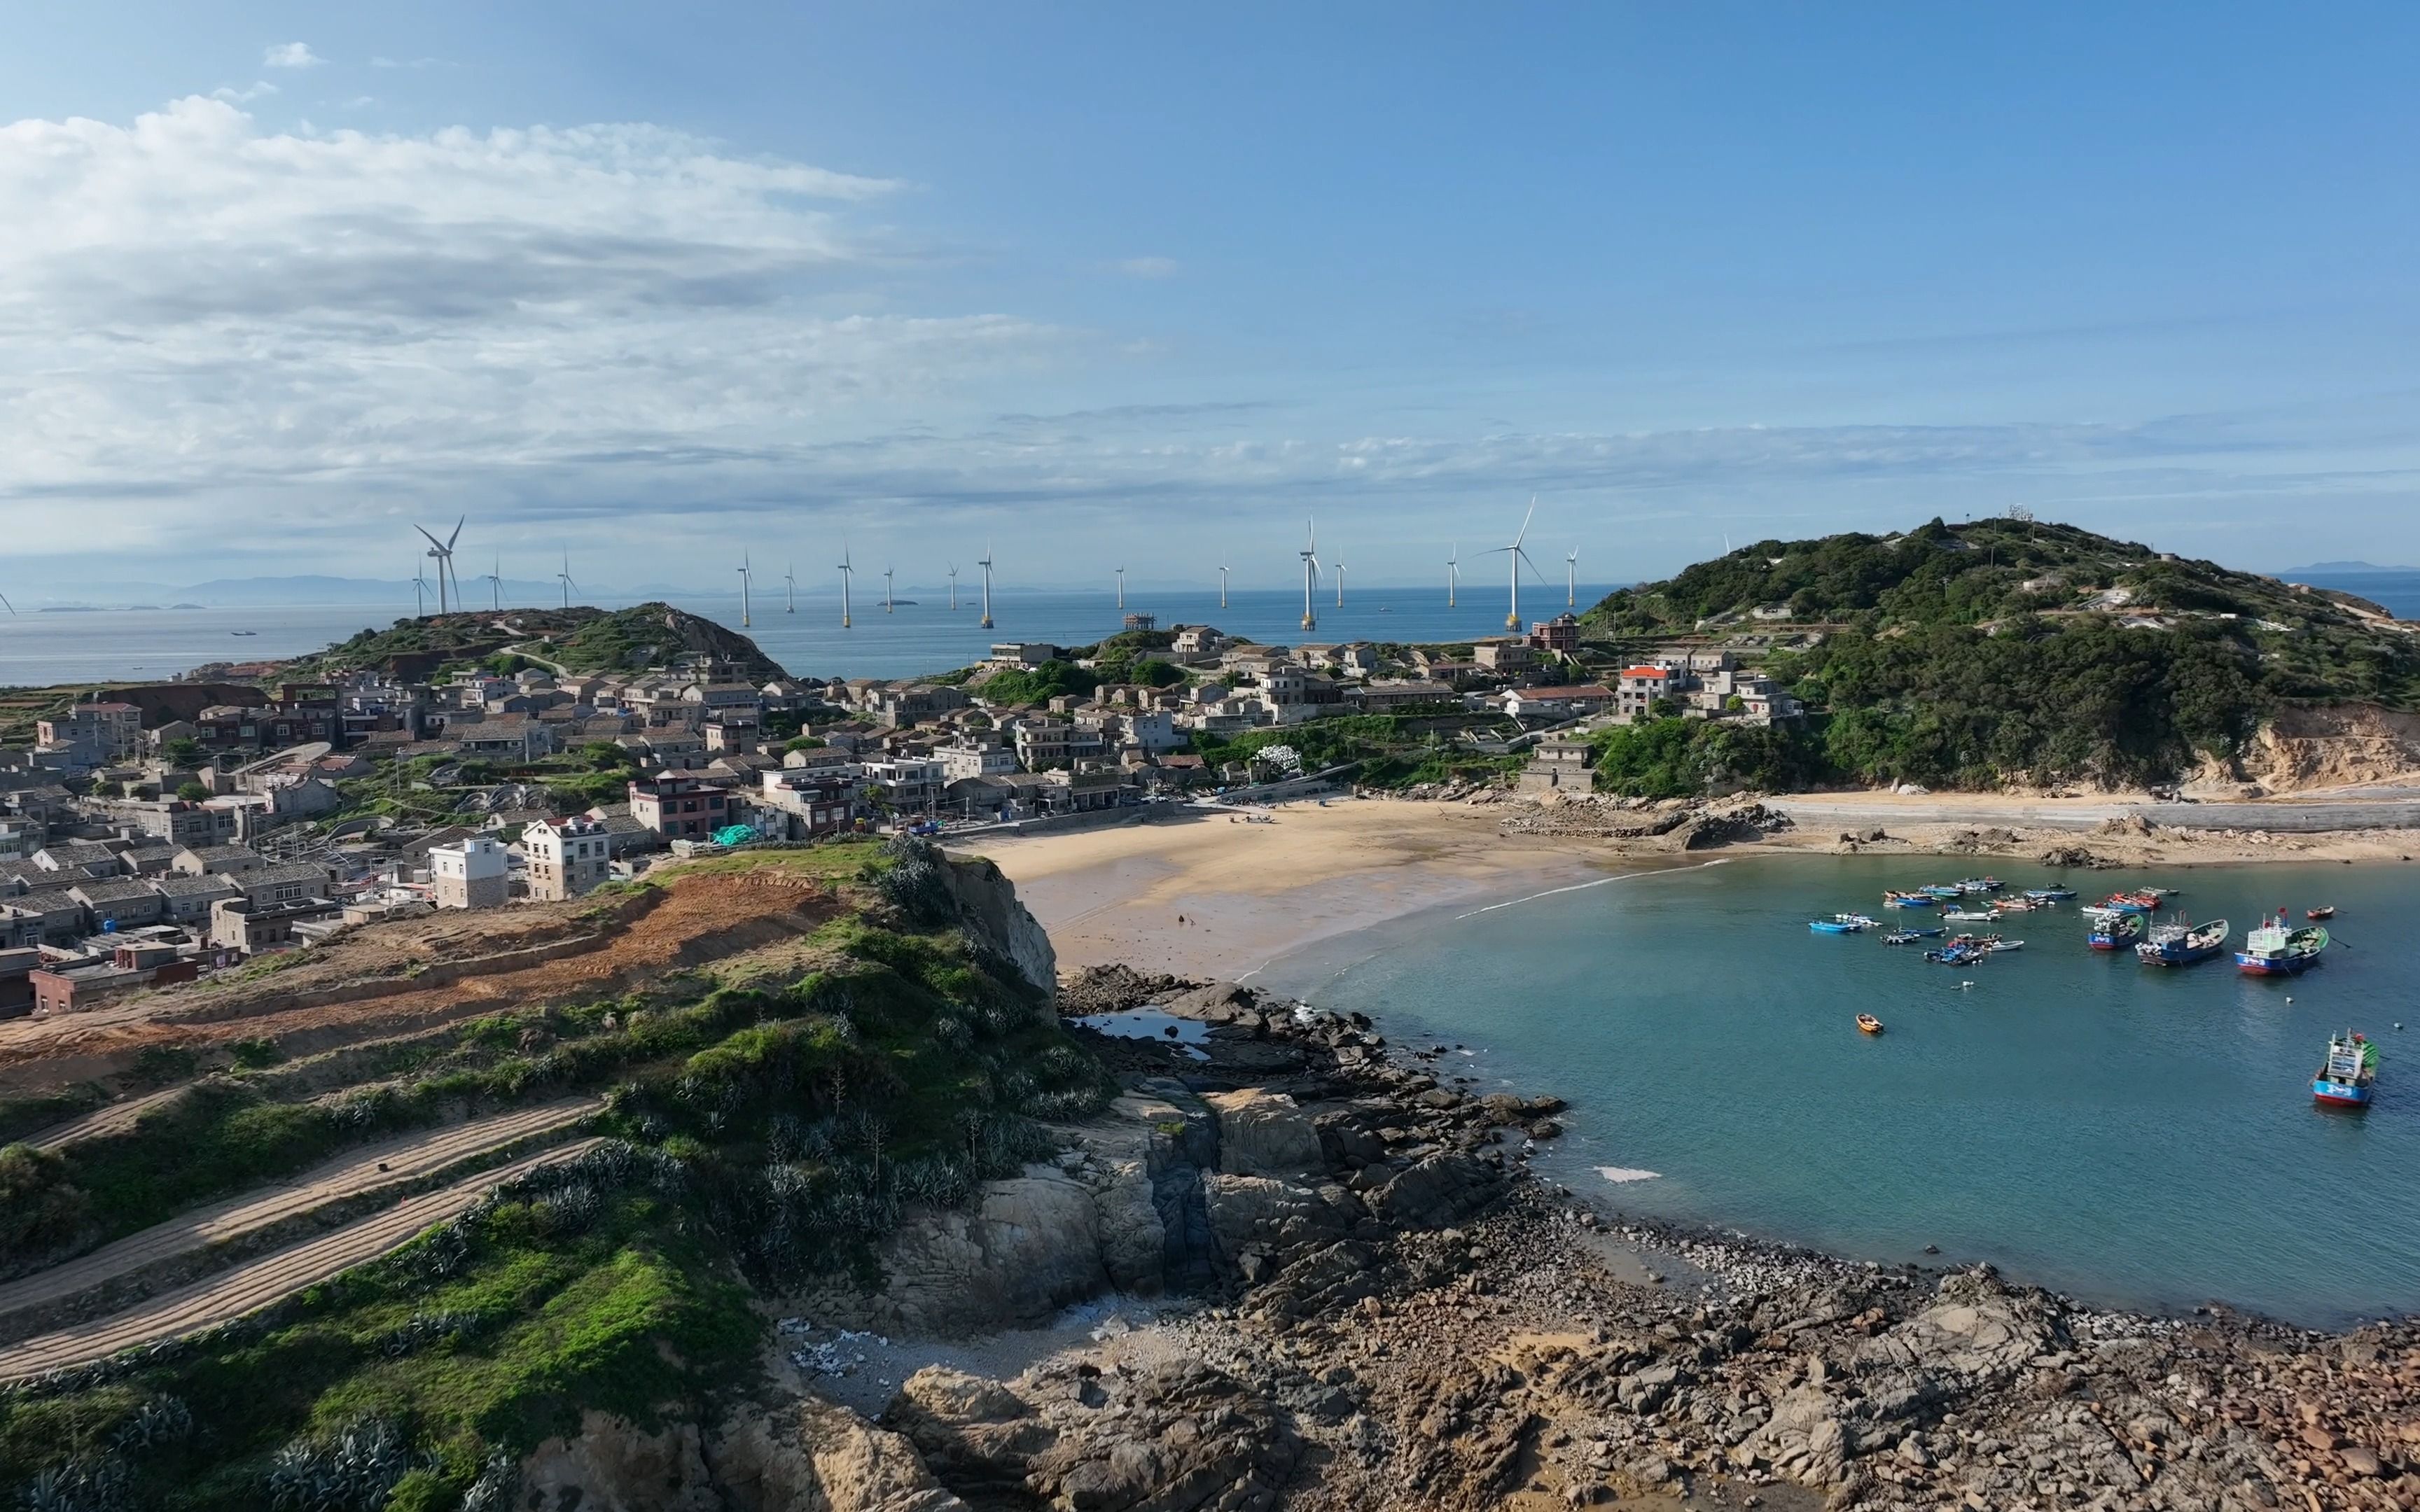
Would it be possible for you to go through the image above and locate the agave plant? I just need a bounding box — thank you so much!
[16,1456,129,1512]
[264,1416,412,1512]
[109,1395,195,1453]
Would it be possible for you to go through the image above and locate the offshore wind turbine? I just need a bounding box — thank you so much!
[1218,561,1230,609]
[1447,544,1459,608]
[1115,565,1125,611]
[837,547,854,629]
[1481,497,1542,631]
[784,564,797,613]
[883,565,896,613]
[1566,548,1579,608]
[737,552,753,628]
[1335,559,1345,608]
[415,516,464,614]
[557,552,577,610]
[978,541,995,629]
[1298,517,1321,632]
[947,563,959,610]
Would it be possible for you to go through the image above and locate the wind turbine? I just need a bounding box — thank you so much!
[1335,559,1345,608]
[480,554,504,611]
[947,563,959,611]
[1566,548,1579,609]
[1481,497,1542,631]
[1447,544,1459,608]
[737,552,753,628]
[837,547,854,629]
[1115,566,1125,612]
[415,516,464,615]
[411,563,429,617]
[1298,518,1321,632]
[784,564,797,614]
[883,565,896,613]
[1218,561,1230,610]
[556,552,577,610]
[977,542,995,629]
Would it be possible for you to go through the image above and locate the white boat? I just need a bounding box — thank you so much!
[1943,909,1997,922]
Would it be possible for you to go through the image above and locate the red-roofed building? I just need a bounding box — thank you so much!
[1615,666,1671,721]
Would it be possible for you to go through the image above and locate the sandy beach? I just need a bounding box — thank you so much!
[964,799,1625,980]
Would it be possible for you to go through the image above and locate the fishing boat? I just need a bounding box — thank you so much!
[1954,876,2004,893]
[2136,916,2229,967]
[2312,1032,2377,1108]
[1920,884,1966,899]
[1856,1014,1885,1035]
[2236,911,2328,975]
[1986,939,2024,953]
[1925,942,1988,965]
[1809,913,1878,934]
[2085,908,2144,950]
[1882,927,1943,945]
[2024,887,2077,902]
[2307,906,2337,921]
[2100,890,2163,915]
[1991,897,2038,913]
[1942,908,1997,923]
[1882,890,1938,908]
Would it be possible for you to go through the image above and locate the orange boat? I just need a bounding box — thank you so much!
[2307,906,2336,920]
[1856,1014,1885,1035]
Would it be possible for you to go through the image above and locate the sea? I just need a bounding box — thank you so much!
[1260,853,2420,1329]
[2290,570,2420,620]
[0,586,1615,688]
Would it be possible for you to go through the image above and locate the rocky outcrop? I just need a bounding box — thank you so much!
[842,1170,1112,1336]
[887,1359,1301,1512]
[938,854,1056,995]
[520,1411,722,1512]
[711,1398,969,1512]
[1200,1089,1321,1178]
[2230,701,2420,793]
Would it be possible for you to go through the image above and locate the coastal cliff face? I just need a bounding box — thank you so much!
[938,853,1057,995]
[2226,701,2420,793]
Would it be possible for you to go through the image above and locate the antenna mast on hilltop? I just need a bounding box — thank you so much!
[557,552,578,610]
[978,542,995,629]
[415,516,463,615]
[837,547,854,629]
[1298,517,1321,632]
[737,552,753,628]
[1482,497,1541,631]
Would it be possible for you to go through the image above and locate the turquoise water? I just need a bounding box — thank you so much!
[1264,855,2420,1326]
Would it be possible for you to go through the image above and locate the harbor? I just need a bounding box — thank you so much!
[1261,852,2420,1327]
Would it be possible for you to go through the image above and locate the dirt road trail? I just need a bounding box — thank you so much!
[0,1098,601,1327]
[0,1138,604,1382]
[20,1086,186,1151]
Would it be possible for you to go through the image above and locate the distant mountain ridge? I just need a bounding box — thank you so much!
[2283,561,2420,575]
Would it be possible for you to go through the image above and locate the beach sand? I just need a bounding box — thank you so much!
[963,799,1619,981]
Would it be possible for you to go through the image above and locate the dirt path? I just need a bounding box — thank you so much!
[0,1098,601,1325]
[20,1086,187,1152]
[0,1137,604,1382]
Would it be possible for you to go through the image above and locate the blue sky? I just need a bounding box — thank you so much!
[4,3,2418,594]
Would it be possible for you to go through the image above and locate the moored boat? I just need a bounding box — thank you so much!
[1955,876,2004,894]
[2100,890,2163,915]
[1920,884,1965,899]
[1856,1014,1885,1035]
[1810,913,1879,934]
[1882,890,1938,908]
[2307,905,2336,920]
[2312,1031,2377,1107]
[1942,908,1997,922]
[2024,886,2077,902]
[1882,927,1943,944]
[1986,939,2024,953]
[2237,911,2327,975]
[1925,943,1988,965]
[2086,908,2145,950]
[2136,916,2229,967]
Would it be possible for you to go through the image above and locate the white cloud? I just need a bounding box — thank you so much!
[1114,255,1178,279]
[263,42,322,69]
[210,81,279,104]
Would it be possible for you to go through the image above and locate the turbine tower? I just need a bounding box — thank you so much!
[737,552,753,628]
[480,554,504,611]
[883,565,896,613]
[977,542,995,630]
[1482,498,1542,631]
[1447,544,1459,608]
[412,562,429,617]
[784,564,797,613]
[1298,517,1321,632]
[947,563,959,611]
[1335,559,1345,608]
[1218,561,1230,610]
[557,552,577,610]
[1115,566,1125,612]
[837,547,854,629]
[415,516,464,615]
[1566,548,1579,608]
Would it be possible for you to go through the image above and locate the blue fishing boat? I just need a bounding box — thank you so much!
[1955,876,2004,893]
[1920,884,1964,899]
[2085,907,2143,950]
[1882,926,1943,945]
[1882,890,1938,909]
[1809,913,1878,934]
[1925,944,1987,965]
[2024,887,2076,902]
[2237,911,2327,976]
[2312,1032,2377,1108]
[2136,916,2228,967]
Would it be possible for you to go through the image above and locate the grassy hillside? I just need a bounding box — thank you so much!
[1578,517,2420,792]
[0,840,1111,1512]
[278,604,785,683]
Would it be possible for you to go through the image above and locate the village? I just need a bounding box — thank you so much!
[0,605,1809,1020]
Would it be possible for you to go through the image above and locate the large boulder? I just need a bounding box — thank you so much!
[1363,1152,1505,1231]
[519,1411,721,1512]
[711,1398,968,1512]
[860,1171,1111,1334]
[1202,1174,1356,1278]
[1202,1088,1323,1178]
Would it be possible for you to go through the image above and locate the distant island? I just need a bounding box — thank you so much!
[2283,560,2420,575]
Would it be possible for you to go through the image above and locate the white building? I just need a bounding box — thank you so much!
[521,816,610,902]
[429,836,509,910]
[936,739,1018,781]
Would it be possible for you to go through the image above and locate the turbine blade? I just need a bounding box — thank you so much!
[0,591,13,614]
[1514,496,1536,550]
[415,525,445,550]
[447,514,464,549]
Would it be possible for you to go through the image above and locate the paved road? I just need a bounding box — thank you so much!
[1770,799,2420,834]
[0,1138,603,1382]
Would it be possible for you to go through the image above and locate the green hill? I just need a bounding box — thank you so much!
[279,604,786,683]
[1576,517,2420,792]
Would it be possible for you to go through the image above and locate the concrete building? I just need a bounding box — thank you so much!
[756,769,859,838]
[29,945,200,1015]
[628,772,730,840]
[1615,666,1674,721]
[1520,735,1599,794]
[936,738,1017,782]
[522,816,610,902]
[429,836,509,909]
[39,703,144,762]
